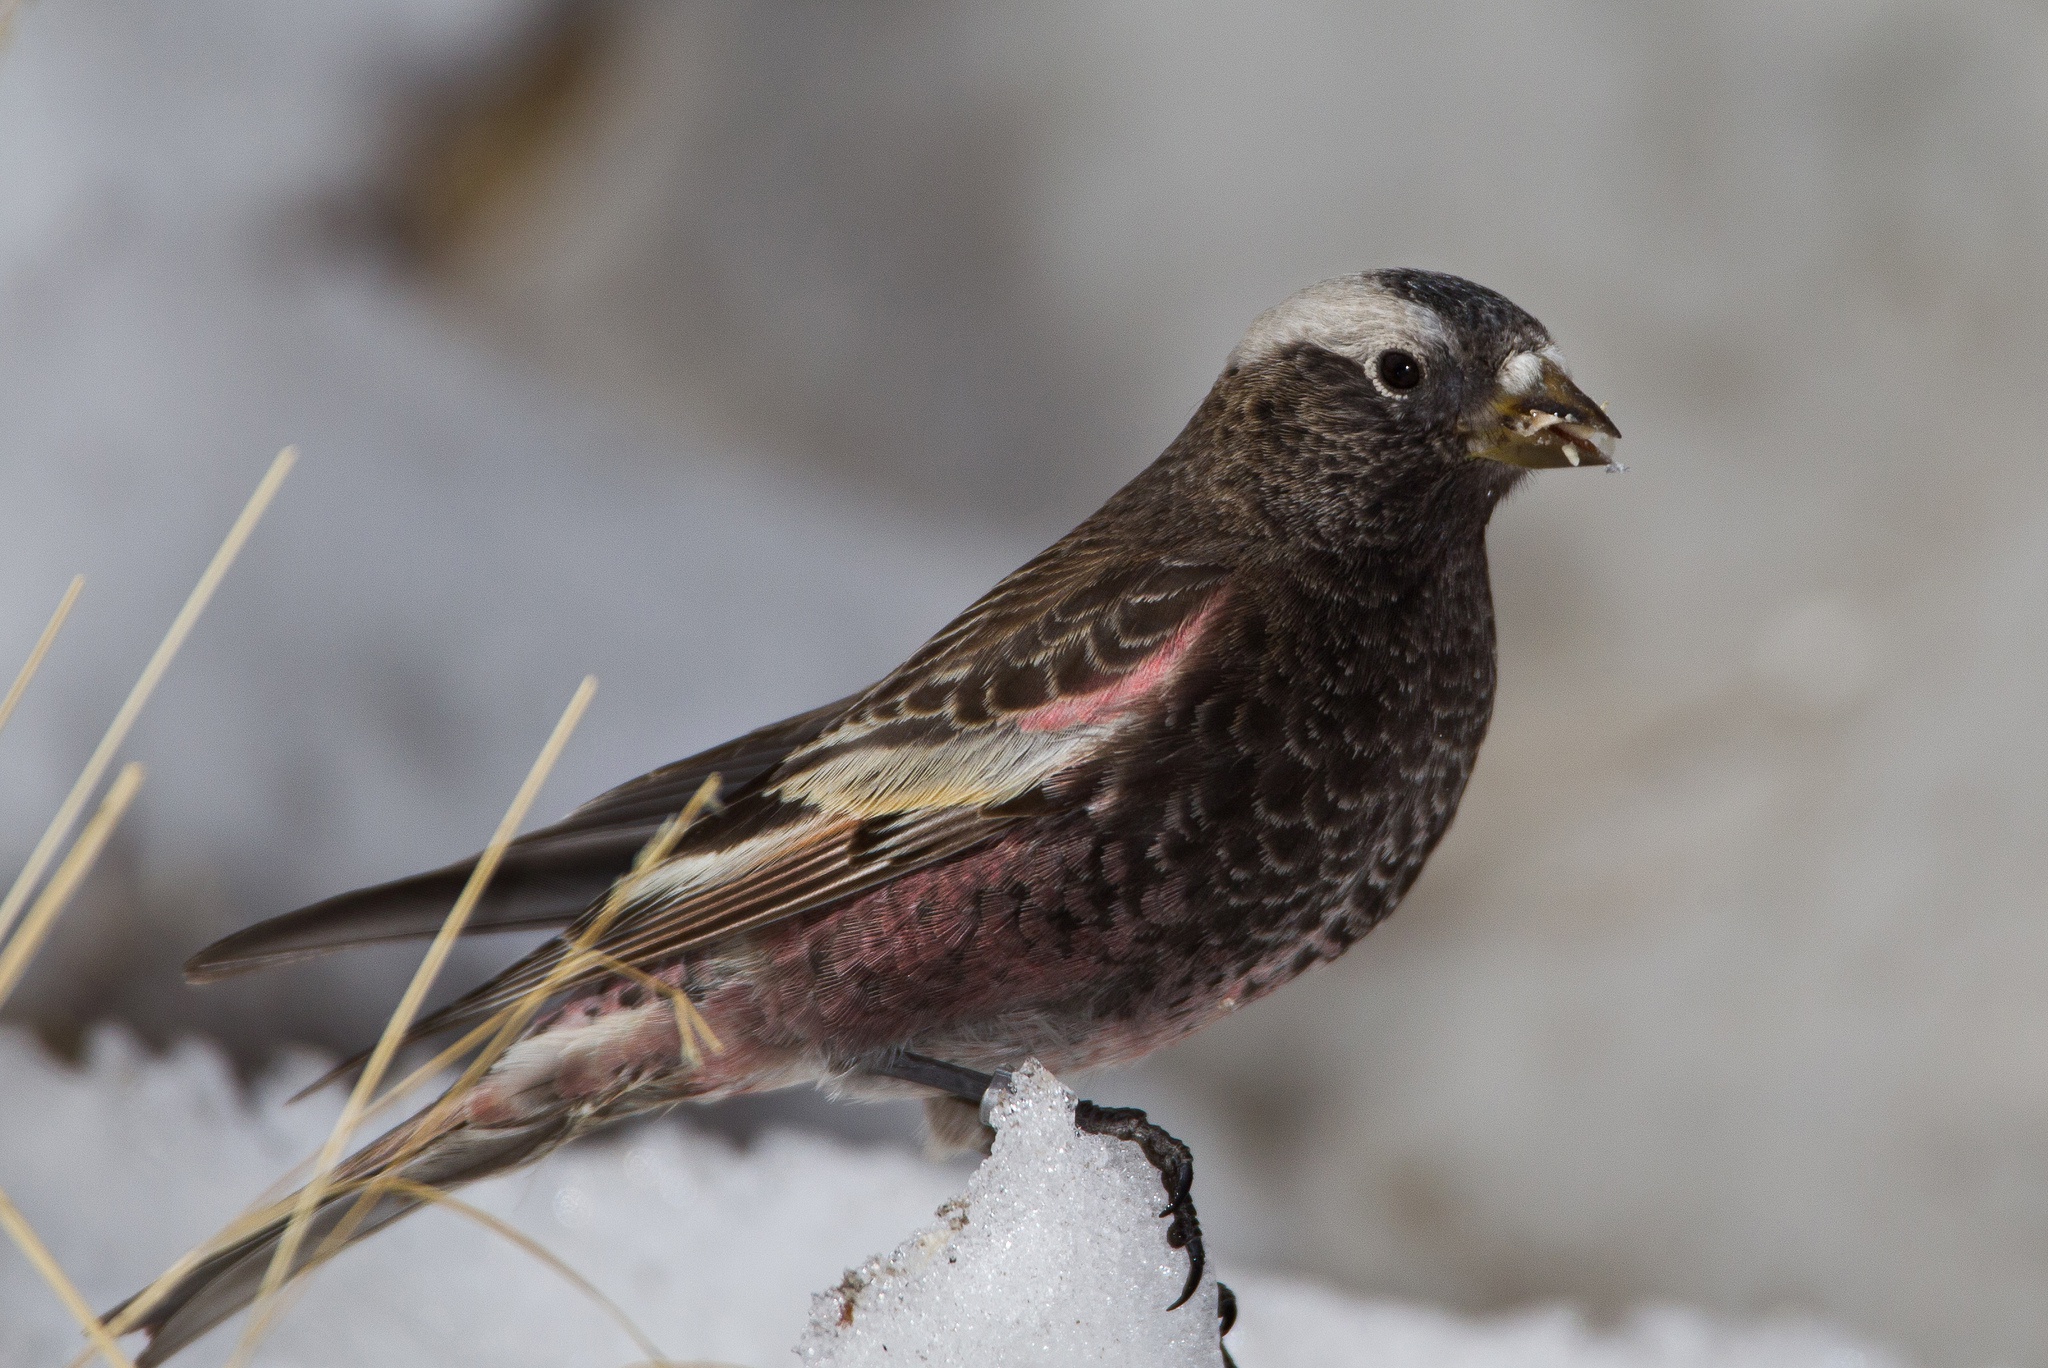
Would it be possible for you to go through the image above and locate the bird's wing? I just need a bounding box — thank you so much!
[386,551,1235,1047]
[121,574,1202,1349]
[183,696,858,981]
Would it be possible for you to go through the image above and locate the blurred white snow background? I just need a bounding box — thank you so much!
[1,1031,1908,1368]
[2,1,2046,1365]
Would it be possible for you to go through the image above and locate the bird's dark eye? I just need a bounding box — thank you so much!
[1376,350,1423,392]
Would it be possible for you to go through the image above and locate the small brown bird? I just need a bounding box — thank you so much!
[115,269,1617,1363]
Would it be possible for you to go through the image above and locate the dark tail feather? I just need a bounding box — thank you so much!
[112,1108,573,1367]
[182,839,643,982]
[183,695,856,983]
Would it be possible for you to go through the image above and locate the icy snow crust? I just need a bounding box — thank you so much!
[800,1061,1219,1367]
[0,1031,1909,1368]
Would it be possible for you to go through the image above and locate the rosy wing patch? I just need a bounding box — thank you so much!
[1015,596,1223,734]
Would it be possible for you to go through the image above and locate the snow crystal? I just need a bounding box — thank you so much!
[799,1061,1219,1368]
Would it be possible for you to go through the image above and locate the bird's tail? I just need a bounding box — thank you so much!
[106,1100,574,1368]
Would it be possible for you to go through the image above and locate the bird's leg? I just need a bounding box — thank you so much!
[867,1050,1209,1312]
[869,1048,999,1102]
[1218,1281,1238,1368]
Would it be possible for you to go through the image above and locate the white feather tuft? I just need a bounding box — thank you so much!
[1227,274,1451,372]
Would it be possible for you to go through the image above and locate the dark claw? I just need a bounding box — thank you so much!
[1073,1099,1205,1310]
[1217,1280,1239,1367]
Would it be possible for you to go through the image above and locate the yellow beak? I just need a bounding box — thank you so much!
[1466,354,1621,470]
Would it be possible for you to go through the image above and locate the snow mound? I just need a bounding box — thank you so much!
[801,1061,1219,1368]
[0,1029,1909,1368]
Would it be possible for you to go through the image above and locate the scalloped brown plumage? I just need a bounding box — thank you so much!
[117,268,1618,1365]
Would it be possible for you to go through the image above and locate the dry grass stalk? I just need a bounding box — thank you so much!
[0,454,287,1366]
[29,455,726,1363]
[563,946,723,1066]
[257,775,725,1365]
[354,779,720,1124]
[0,763,145,1010]
[355,1014,509,1124]
[450,774,723,1089]
[0,574,83,740]
[226,674,598,1368]
[104,776,725,1362]
[280,777,725,1316]
[351,774,722,1180]
[0,448,293,955]
[379,1178,672,1364]
[0,768,147,1368]
[90,1177,356,1360]
[0,1186,138,1368]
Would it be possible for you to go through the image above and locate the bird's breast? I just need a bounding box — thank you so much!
[1108,547,1500,990]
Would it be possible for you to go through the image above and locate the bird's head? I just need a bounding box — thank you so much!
[1202,270,1619,547]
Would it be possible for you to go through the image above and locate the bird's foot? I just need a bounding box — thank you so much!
[870,1051,1216,1319]
[1072,1098,1205,1310]
[1218,1281,1239,1367]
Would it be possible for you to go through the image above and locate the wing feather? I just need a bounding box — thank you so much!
[184,696,856,981]
[198,539,1234,1089]
[324,806,1013,1073]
